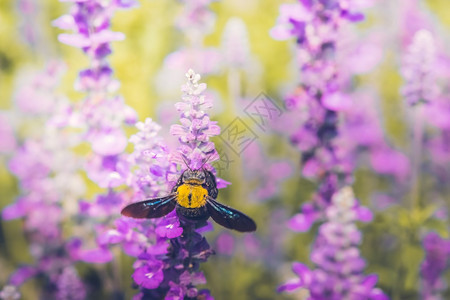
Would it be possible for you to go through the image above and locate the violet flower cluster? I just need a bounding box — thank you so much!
[401,29,450,300]
[1,63,86,300]
[102,118,183,298]
[271,0,369,231]
[401,29,437,106]
[156,0,221,99]
[279,187,388,300]
[51,0,140,267]
[170,69,221,171]
[155,69,222,298]
[176,0,216,43]
[272,0,407,229]
[272,1,389,297]
[420,232,450,300]
[53,0,138,189]
[16,0,40,48]
[111,70,219,299]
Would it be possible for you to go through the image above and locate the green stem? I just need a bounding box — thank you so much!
[410,105,424,209]
[227,67,240,116]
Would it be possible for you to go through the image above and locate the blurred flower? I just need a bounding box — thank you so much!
[2,62,86,298]
[54,0,138,188]
[0,285,20,300]
[271,0,368,211]
[100,116,182,294]
[16,0,52,52]
[279,187,386,299]
[54,0,137,63]
[242,143,293,202]
[272,2,398,247]
[128,118,175,198]
[270,2,312,42]
[55,267,86,300]
[221,18,251,68]
[401,29,437,106]
[176,0,216,41]
[369,147,410,180]
[420,232,450,300]
[22,1,141,295]
[215,232,235,256]
[13,61,66,115]
[155,0,220,99]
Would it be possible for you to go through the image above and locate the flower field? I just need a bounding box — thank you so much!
[1,1,450,299]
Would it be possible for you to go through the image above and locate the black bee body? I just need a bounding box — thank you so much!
[171,169,214,221]
[121,169,256,232]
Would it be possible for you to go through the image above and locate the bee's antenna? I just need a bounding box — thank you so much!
[181,155,193,171]
[200,152,214,170]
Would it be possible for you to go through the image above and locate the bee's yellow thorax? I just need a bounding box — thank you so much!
[176,184,208,208]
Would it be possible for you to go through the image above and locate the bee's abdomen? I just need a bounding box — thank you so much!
[176,205,208,220]
[176,184,208,208]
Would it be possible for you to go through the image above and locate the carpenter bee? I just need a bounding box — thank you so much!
[121,168,257,232]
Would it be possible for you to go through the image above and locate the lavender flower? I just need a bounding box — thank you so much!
[16,0,43,50]
[50,0,139,271]
[128,118,175,199]
[271,1,367,226]
[401,29,437,106]
[115,70,220,299]
[113,118,183,295]
[271,0,390,232]
[0,286,20,300]
[55,267,87,300]
[176,0,216,42]
[155,0,221,98]
[280,187,387,299]
[54,0,138,188]
[153,70,219,298]
[2,63,86,299]
[170,69,220,171]
[337,92,410,181]
[221,18,251,69]
[420,232,450,300]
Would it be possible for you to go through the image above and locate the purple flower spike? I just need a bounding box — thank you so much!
[130,70,219,298]
[170,69,220,170]
[280,187,387,299]
[113,72,223,298]
[271,0,380,224]
[401,30,437,106]
[1,62,88,298]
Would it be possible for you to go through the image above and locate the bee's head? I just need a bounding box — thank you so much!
[181,169,206,184]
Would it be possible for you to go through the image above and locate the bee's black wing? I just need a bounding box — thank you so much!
[206,197,256,232]
[121,194,177,219]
